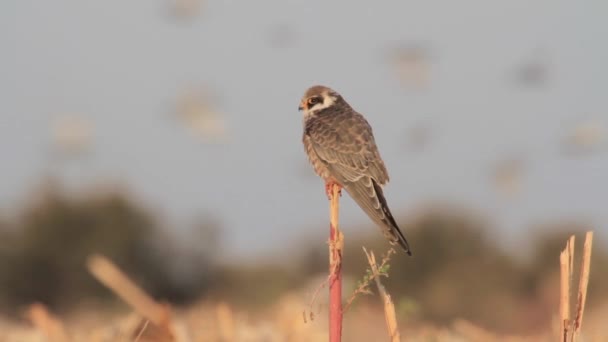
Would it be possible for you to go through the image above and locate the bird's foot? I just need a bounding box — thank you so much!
[325,182,342,200]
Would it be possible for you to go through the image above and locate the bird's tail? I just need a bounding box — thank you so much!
[343,178,412,256]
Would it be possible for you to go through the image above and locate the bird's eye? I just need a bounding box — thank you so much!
[307,97,321,106]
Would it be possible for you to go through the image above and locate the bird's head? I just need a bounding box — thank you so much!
[298,85,343,118]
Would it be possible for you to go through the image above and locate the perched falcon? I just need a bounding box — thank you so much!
[299,85,412,255]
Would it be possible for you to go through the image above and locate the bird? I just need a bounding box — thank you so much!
[299,85,412,255]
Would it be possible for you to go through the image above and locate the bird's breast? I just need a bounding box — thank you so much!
[303,134,331,180]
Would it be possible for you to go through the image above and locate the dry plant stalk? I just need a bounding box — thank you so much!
[573,231,593,340]
[328,183,344,342]
[363,248,401,342]
[86,254,174,340]
[26,303,70,342]
[216,302,235,342]
[559,236,574,341]
[558,232,593,342]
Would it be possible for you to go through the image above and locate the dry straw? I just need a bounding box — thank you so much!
[559,231,593,342]
[26,303,70,342]
[86,254,175,341]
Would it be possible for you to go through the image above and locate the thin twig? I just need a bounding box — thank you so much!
[133,320,149,342]
[343,247,396,313]
[305,274,332,322]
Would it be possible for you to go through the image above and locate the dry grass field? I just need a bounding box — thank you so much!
[2,294,608,341]
[0,233,604,342]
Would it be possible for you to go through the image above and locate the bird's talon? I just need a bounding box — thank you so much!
[324,182,342,200]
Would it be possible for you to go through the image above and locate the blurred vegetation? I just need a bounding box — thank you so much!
[0,182,219,312]
[297,209,608,334]
[197,210,607,335]
[0,182,606,335]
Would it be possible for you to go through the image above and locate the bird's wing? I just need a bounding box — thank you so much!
[307,110,411,255]
[307,111,389,185]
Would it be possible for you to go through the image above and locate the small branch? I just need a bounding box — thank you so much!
[343,278,374,314]
[363,248,401,342]
[343,247,396,313]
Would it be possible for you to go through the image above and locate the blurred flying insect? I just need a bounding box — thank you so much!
[174,86,228,144]
[50,115,94,157]
[562,120,606,156]
[492,157,525,198]
[389,43,432,90]
[169,0,203,20]
[512,49,550,87]
[404,122,433,153]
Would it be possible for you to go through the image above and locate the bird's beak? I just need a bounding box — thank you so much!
[298,100,305,111]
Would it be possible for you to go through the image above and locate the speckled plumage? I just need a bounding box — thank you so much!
[300,85,412,255]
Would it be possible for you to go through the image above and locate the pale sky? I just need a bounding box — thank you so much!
[1,0,607,259]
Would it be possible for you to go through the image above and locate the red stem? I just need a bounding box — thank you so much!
[329,221,342,341]
[328,184,343,341]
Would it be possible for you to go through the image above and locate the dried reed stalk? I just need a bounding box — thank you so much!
[216,302,235,342]
[26,303,70,342]
[573,231,593,341]
[328,183,343,342]
[559,235,574,342]
[363,248,401,342]
[559,232,594,342]
[86,253,174,340]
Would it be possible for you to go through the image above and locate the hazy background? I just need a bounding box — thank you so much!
[1,0,607,337]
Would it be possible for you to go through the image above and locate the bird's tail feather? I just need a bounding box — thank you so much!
[343,178,412,256]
